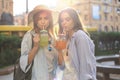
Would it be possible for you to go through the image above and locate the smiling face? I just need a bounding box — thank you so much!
[60,12,74,32]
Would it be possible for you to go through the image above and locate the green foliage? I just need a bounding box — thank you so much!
[0,34,22,68]
[89,31,120,56]
[0,32,120,67]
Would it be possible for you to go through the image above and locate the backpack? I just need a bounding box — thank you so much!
[14,32,33,80]
[13,58,33,80]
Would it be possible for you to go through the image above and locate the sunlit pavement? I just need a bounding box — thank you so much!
[1,71,120,80]
[0,68,63,80]
[0,72,13,80]
[1,56,120,80]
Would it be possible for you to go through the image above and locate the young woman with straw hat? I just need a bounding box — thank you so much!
[19,5,64,80]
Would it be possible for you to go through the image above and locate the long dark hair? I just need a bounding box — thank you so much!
[58,8,88,35]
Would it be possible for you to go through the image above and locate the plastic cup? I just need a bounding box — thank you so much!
[40,30,48,47]
[55,34,67,50]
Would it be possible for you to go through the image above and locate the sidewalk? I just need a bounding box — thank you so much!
[0,65,63,80]
[0,65,14,80]
[0,56,120,80]
[0,72,13,80]
[0,65,14,75]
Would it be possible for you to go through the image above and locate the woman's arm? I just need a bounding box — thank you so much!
[57,50,65,70]
[20,32,39,72]
[57,50,64,65]
[28,33,40,64]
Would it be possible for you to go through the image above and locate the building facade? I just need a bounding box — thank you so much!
[0,0,13,25]
[56,0,120,32]
[72,0,120,32]
[0,0,13,17]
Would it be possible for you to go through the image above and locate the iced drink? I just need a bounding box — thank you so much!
[56,40,67,50]
[55,34,67,50]
[40,30,48,47]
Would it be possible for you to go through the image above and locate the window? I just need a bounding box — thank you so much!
[111,26,114,31]
[118,0,120,4]
[92,5,100,20]
[116,26,119,32]
[110,16,113,21]
[103,6,111,13]
[109,7,112,12]
[116,8,120,13]
[104,26,108,32]
[103,0,112,3]
[104,13,108,21]
[98,24,102,32]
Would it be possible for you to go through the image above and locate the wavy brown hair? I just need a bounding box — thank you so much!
[33,10,53,33]
[58,8,89,36]
[30,10,54,38]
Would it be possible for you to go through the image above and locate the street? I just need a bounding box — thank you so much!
[0,58,120,80]
[0,67,63,80]
[0,72,13,80]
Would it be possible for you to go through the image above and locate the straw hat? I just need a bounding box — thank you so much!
[28,5,51,27]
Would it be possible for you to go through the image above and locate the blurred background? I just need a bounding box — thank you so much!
[0,0,120,80]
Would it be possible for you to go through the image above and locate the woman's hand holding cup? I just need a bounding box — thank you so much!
[55,34,67,51]
[33,33,40,47]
